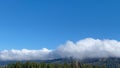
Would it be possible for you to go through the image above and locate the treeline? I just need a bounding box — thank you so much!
[0,61,106,68]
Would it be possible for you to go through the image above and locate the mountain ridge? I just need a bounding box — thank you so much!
[0,57,120,66]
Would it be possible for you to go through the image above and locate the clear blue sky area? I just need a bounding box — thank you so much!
[0,0,120,50]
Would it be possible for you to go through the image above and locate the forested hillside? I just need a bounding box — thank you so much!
[0,61,106,68]
[0,57,120,68]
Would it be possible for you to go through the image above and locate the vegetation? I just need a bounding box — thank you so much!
[1,57,120,68]
[0,61,106,68]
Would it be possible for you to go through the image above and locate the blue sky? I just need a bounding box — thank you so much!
[0,0,120,50]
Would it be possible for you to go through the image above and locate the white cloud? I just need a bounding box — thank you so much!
[1,38,120,61]
[0,48,52,61]
[54,38,120,59]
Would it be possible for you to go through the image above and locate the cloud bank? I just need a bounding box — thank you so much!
[0,48,51,61]
[1,38,120,61]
